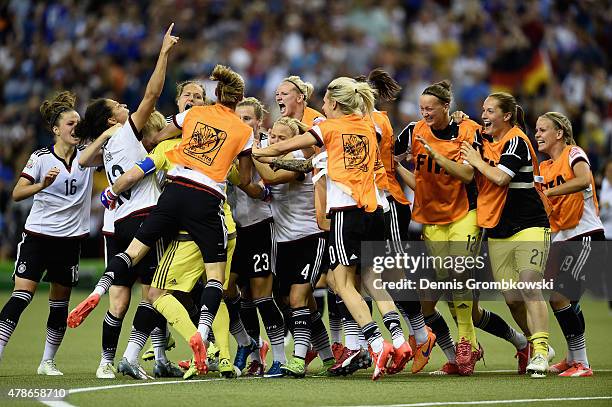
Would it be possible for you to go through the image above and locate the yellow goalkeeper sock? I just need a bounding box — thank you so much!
[213,301,231,360]
[530,331,549,358]
[453,295,477,349]
[153,293,197,343]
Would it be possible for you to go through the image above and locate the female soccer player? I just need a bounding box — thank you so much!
[227,97,285,377]
[253,117,333,378]
[536,111,604,377]
[461,92,551,378]
[0,91,94,375]
[69,24,179,380]
[394,80,483,376]
[254,77,394,381]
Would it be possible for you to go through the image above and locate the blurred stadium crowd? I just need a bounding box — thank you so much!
[0,0,610,259]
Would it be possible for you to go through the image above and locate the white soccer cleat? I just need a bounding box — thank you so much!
[37,359,63,376]
[96,362,116,379]
[526,354,548,378]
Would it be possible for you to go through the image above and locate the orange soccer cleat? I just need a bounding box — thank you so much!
[67,294,100,328]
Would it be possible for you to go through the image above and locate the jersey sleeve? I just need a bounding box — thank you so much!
[20,153,42,183]
[568,145,590,168]
[148,140,173,172]
[172,110,188,130]
[498,137,530,178]
[394,122,416,157]
[309,125,324,148]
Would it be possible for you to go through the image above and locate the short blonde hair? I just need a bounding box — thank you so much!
[274,116,309,136]
[540,112,575,145]
[327,77,377,116]
[237,97,268,121]
[142,110,166,137]
[210,65,244,107]
[282,75,315,102]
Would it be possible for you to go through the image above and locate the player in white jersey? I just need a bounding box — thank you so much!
[67,25,180,380]
[536,112,605,377]
[0,91,94,375]
[253,117,334,378]
[225,97,285,377]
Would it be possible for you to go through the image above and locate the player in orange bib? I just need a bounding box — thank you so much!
[461,92,551,378]
[536,112,604,377]
[254,77,394,381]
[395,80,484,376]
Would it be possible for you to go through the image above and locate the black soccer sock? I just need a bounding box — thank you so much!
[0,290,33,353]
[291,307,311,359]
[475,308,527,350]
[382,311,405,346]
[96,253,131,295]
[124,301,157,363]
[101,311,123,364]
[197,279,223,340]
[42,299,68,361]
[313,288,326,312]
[310,310,333,361]
[239,298,260,342]
[150,311,169,362]
[254,296,285,362]
[226,296,251,347]
[327,290,342,343]
[425,311,455,362]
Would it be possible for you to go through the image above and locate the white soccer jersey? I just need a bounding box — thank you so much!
[228,167,272,228]
[103,117,160,223]
[269,151,321,242]
[21,145,94,237]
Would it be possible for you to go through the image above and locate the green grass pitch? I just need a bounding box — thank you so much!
[0,289,610,406]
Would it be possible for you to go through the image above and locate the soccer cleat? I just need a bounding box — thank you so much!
[429,362,459,376]
[387,341,413,374]
[280,357,306,378]
[218,358,237,378]
[67,294,100,328]
[37,360,63,376]
[549,358,571,373]
[332,342,345,361]
[234,338,258,372]
[264,360,284,378]
[96,362,116,379]
[558,363,593,377]
[329,347,372,376]
[207,341,220,360]
[304,348,318,368]
[153,360,183,378]
[411,329,436,373]
[456,342,483,376]
[258,340,270,368]
[178,359,191,370]
[311,358,336,377]
[371,340,394,381]
[142,333,176,361]
[183,361,201,380]
[526,354,548,378]
[189,332,208,375]
[515,344,531,374]
[245,360,265,376]
[117,357,149,380]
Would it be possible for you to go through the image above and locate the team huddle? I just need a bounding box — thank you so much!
[0,24,603,382]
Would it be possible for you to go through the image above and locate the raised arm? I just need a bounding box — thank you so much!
[152,122,182,145]
[130,24,179,132]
